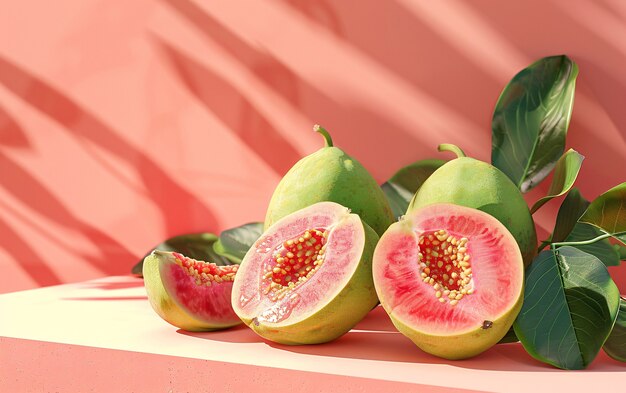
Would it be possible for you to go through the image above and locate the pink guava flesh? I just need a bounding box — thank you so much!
[233,202,365,326]
[373,203,524,335]
[159,252,240,326]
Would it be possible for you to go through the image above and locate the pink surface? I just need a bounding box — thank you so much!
[0,276,624,392]
[1,0,626,294]
[1,339,482,393]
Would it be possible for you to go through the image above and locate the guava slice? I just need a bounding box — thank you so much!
[373,203,524,359]
[143,250,242,331]
[232,201,379,344]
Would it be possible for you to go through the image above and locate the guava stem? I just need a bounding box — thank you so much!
[313,124,333,147]
[551,231,626,248]
[438,143,466,158]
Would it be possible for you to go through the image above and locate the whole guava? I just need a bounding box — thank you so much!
[264,125,394,237]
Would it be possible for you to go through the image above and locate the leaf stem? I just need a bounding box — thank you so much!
[551,231,626,248]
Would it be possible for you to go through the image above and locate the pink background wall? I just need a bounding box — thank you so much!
[1,0,625,294]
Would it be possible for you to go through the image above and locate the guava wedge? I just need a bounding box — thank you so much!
[143,250,242,331]
[264,125,393,237]
[373,203,524,359]
[232,201,379,344]
[408,144,537,266]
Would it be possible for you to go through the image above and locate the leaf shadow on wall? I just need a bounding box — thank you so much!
[284,0,626,160]
[0,149,133,276]
[283,0,344,36]
[0,106,30,149]
[152,39,301,176]
[463,0,626,145]
[0,55,219,274]
[566,58,626,147]
[160,0,425,181]
[0,108,68,285]
[278,0,499,131]
[459,0,626,193]
[0,216,63,287]
[546,0,626,142]
[282,0,626,199]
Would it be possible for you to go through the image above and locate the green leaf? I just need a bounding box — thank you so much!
[551,188,589,243]
[561,223,621,267]
[604,297,626,362]
[381,159,446,218]
[530,149,584,214]
[545,188,620,266]
[580,182,626,244]
[213,222,264,264]
[131,233,231,276]
[381,183,414,220]
[498,327,519,344]
[492,55,578,193]
[615,244,626,261]
[513,247,620,369]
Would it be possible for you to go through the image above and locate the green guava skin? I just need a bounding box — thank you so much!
[408,157,537,266]
[264,129,394,237]
[389,287,524,359]
[243,222,380,345]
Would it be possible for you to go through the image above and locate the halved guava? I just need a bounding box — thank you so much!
[232,201,379,344]
[373,203,524,359]
[143,250,242,331]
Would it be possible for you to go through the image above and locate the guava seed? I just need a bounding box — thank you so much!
[173,252,238,286]
[417,229,474,306]
[264,229,328,301]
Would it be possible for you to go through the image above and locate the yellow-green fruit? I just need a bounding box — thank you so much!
[408,144,537,266]
[264,125,394,236]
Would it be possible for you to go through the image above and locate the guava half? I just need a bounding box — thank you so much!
[373,203,524,359]
[232,201,379,344]
[143,250,242,331]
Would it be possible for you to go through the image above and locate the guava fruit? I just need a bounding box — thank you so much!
[143,250,242,331]
[264,125,393,237]
[373,203,524,359]
[232,201,379,344]
[408,144,537,266]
